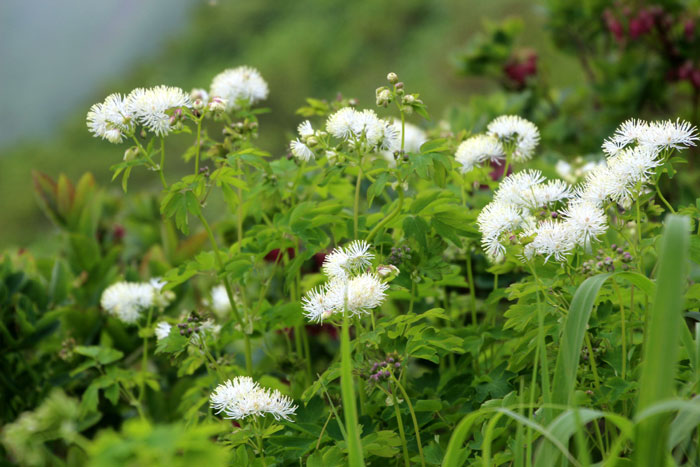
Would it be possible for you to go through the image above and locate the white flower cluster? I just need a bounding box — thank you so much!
[87,86,191,142]
[210,376,297,421]
[579,118,697,208]
[210,66,268,111]
[290,120,321,162]
[100,279,173,324]
[301,241,388,322]
[477,170,605,262]
[455,115,540,173]
[381,119,427,165]
[326,107,401,153]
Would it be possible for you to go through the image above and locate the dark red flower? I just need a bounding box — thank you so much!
[264,247,295,263]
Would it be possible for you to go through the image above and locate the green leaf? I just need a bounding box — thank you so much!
[635,215,690,467]
[74,345,124,365]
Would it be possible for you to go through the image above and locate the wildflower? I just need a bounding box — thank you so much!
[190,88,209,105]
[297,120,314,138]
[455,134,505,173]
[476,201,524,258]
[207,96,228,114]
[343,272,389,315]
[561,200,608,246]
[322,240,374,279]
[639,119,698,152]
[487,115,540,162]
[100,281,157,324]
[86,93,133,143]
[210,376,297,421]
[602,118,649,156]
[527,220,574,262]
[326,107,360,140]
[493,170,546,206]
[576,165,619,206]
[210,66,269,110]
[301,282,340,323]
[127,86,191,136]
[522,179,572,208]
[155,321,172,341]
[606,146,661,204]
[290,139,315,162]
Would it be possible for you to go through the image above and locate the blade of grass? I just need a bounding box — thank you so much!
[634,215,690,466]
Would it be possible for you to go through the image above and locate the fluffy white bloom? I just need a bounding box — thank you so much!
[528,220,574,262]
[487,115,540,162]
[476,201,524,258]
[86,93,133,143]
[210,66,269,110]
[322,240,374,279]
[298,120,314,138]
[576,165,619,206]
[381,119,402,152]
[127,86,190,136]
[493,170,546,206]
[561,200,607,246]
[100,281,156,324]
[290,139,315,162]
[380,120,426,165]
[209,285,231,318]
[210,377,297,421]
[301,282,339,323]
[606,146,661,204]
[455,134,505,173]
[602,118,649,156]
[522,179,572,208]
[326,107,359,140]
[154,321,172,341]
[639,119,698,152]
[343,272,389,315]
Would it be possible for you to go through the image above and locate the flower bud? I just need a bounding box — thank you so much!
[193,99,205,111]
[387,72,398,84]
[123,146,139,161]
[377,264,400,281]
[208,97,227,114]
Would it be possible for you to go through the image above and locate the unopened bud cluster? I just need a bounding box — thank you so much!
[177,312,204,337]
[368,355,401,381]
[387,245,412,266]
[580,244,634,275]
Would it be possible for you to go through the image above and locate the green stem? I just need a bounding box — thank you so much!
[341,295,364,466]
[159,137,168,188]
[466,245,477,326]
[386,385,410,467]
[197,212,253,375]
[365,185,404,243]
[195,118,202,174]
[611,280,627,382]
[528,264,551,420]
[236,157,244,251]
[138,307,154,403]
[584,333,601,389]
[635,198,643,271]
[655,183,676,214]
[354,162,364,239]
[408,281,416,314]
[391,375,425,467]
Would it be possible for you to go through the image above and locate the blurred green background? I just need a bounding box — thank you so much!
[0,0,581,248]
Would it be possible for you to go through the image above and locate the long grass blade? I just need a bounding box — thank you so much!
[634,215,690,466]
[341,307,364,466]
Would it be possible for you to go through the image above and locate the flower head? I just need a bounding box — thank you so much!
[86,93,133,143]
[527,220,574,263]
[455,134,505,173]
[209,285,231,318]
[100,281,157,324]
[639,119,698,152]
[210,66,269,110]
[487,115,540,162]
[561,200,607,246]
[322,240,374,279]
[127,86,190,136]
[290,139,315,162]
[155,321,172,341]
[210,376,297,421]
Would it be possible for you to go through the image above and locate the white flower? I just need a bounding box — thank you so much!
[476,201,524,258]
[602,118,649,156]
[487,115,540,162]
[576,165,619,206]
[100,281,156,324]
[522,179,572,208]
[555,160,573,182]
[210,376,297,421]
[606,146,661,204]
[86,93,133,143]
[127,86,190,136]
[302,283,339,323]
[209,285,231,318]
[322,240,374,279]
[155,321,172,341]
[639,119,698,153]
[380,120,426,165]
[290,139,315,162]
[326,107,359,140]
[561,200,607,246]
[298,120,314,138]
[528,220,574,262]
[207,96,228,113]
[210,66,269,110]
[343,273,389,315]
[493,170,546,206]
[380,119,402,153]
[455,134,505,173]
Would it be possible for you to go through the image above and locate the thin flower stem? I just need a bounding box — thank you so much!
[584,333,601,389]
[526,322,541,467]
[354,161,364,238]
[253,417,267,466]
[138,307,154,403]
[655,183,676,213]
[408,281,416,314]
[365,185,404,243]
[340,296,364,466]
[635,198,643,271]
[316,411,333,450]
[391,374,426,467]
[377,384,410,467]
[197,212,253,375]
[236,157,244,251]
[466,245,477,326]
[195,118,202,175]
[159,137,168,188]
